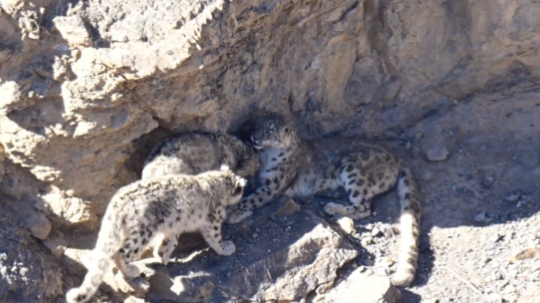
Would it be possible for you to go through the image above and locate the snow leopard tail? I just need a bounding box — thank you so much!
[66,206,123,303]
[391,166,422,287]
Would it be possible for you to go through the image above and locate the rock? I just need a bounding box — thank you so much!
[474,212,492,223]
[337,217,355,234]
[518,288,540,303]
[318,269,401,303]
[274,198,301,216]
[43,234,68,258]
[425,146,450,162]
[0,201,70,302]
[510,247,540,263]
[1,0,540,302]
[53,16,93,46]
[0,0,539,231]
[24,210,52,240]
[124,296,146,303]
[505,191,522,202]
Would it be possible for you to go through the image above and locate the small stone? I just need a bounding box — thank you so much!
[53,16,93,46]
[489,233,504,243]
[25,211,52,240]
[487,293,503,303]
[475,212,488,222]
[505,191,522,202]
[371,227,382,237]
[424,146,450,162]
[43,236,67,258]
[337,217,355,234]
[510,247,540,263]
[361,236,373,247]
[275,198,301,216]
[124,296,145,303]
[335,271,401,303]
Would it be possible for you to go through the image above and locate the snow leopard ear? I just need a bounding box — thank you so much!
[220,164,231,171]
[235,175,247,187]
[231,176,246,196]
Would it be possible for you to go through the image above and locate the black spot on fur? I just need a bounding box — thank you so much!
[346,164,354,172]
[357,179,365,186]
[346,189,352,195]
[134,248,139,254]
[214,226,218,231]
[133,239,138,244]
[278,152,284,157]
[265,179,271,185]
[404,180,410,186]
[348,173,357,178]
[272,158,276,161]
[348,179,356,185]
[250,199,255,204]
[404,193,411,199]
[214,233,219,238]
[258,197,263,203]
[352,190,360,198]
[363,189,368,195]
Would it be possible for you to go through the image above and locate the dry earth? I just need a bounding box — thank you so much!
[1,0,540,302]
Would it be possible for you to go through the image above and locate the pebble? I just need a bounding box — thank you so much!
[337,217,355,234]
[475,211,488,222]
[371,227,382,237]
[425,146,450,162]
[505,191,522,202]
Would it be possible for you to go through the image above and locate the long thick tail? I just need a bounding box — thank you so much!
[66,207,123,303]
[391,166,422,287]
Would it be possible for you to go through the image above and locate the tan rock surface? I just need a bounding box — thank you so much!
[2,0,540,302]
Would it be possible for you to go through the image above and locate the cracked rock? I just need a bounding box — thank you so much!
[316,268,401,303]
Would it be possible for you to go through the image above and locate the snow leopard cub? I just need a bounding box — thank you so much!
[142,132,260,179]
[66,166,246,303]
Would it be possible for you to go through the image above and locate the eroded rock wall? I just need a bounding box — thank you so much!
[1,0,539,227]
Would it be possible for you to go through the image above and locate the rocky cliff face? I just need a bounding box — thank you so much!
[1,0,540,302]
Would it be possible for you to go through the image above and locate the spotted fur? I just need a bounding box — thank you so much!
[66,167,246,303]
[226,111,421,287]
[142,132,260,179]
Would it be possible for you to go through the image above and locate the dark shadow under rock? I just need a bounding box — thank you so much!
[0,197,73,303]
